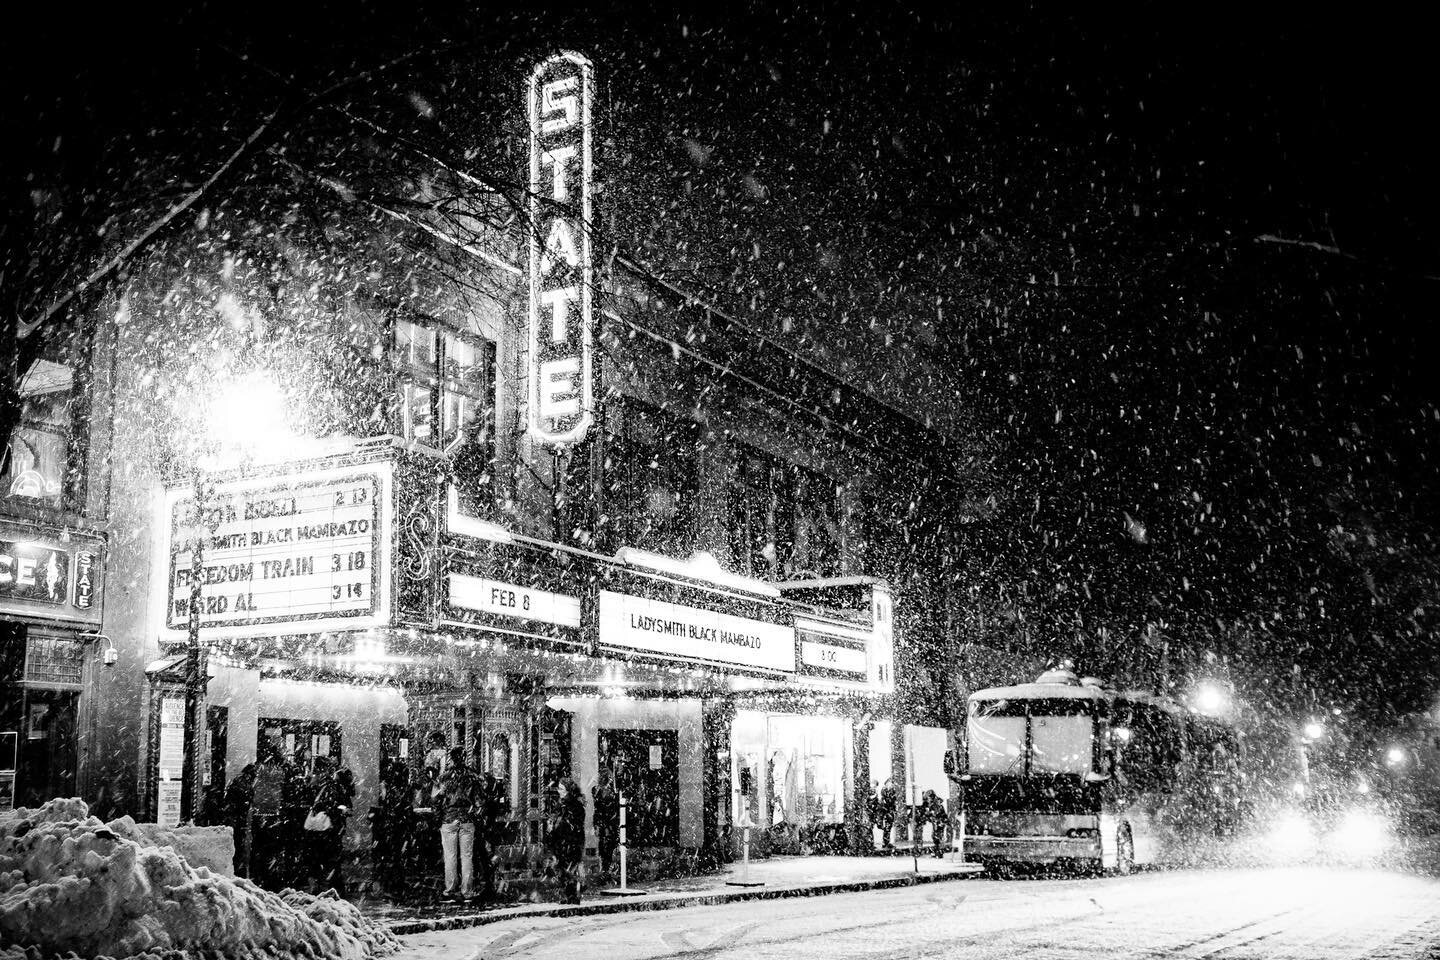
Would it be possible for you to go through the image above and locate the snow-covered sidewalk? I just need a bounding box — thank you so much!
[375,853,982,936]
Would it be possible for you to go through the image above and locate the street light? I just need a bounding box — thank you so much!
[1302,720,1326,742]
[1386,746,1408,767]
[178,370,295,822]
[1191,681,1230,716]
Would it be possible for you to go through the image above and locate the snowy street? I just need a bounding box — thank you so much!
[393,867,1440,960]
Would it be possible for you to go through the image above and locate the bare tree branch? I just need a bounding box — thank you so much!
[1255,233,1440,281]
[16,111,282,340]
[16,38,468,343]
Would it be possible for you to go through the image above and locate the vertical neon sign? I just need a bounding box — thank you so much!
[527,52,594,445]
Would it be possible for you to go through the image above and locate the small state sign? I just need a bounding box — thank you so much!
[73,552,96,609]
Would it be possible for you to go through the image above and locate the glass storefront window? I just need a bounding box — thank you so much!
[731,710,767,826]
[903,724,950,804]
[734,711,850,827]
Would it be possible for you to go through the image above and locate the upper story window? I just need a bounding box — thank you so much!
[728,445,845,581]
[395,317,496,461]
[3,332,89,514]
[604,400,706,557]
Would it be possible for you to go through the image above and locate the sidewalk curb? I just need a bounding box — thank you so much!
[386,864,983,936]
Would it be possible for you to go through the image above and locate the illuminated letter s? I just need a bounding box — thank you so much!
[540,77,579,134]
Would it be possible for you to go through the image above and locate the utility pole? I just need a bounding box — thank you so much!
[179,468,209,823]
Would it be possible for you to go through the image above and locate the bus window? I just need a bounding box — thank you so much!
[1114,701,1184,792]
[1029,699,1094,775]
[967,698,1026,774]
[967,697,1098,776]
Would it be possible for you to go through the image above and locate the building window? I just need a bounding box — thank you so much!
[604,400,705,557]
[3,348,86,511]
[734,711,848,826]
[728,446,844,581]
[395,317,496,460]
[793,466,846,578]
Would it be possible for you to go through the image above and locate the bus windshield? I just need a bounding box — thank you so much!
[967,697,1095,776]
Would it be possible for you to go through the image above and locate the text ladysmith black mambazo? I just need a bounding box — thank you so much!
[627,614,764,649]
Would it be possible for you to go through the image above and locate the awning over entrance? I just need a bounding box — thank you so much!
[144,654,186,682]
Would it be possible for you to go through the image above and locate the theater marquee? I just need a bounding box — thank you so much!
[598,591,796,674]
[527,51,595,445]
[162,463,392,638]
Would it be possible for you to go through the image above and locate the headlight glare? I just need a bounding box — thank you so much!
[1265,812,1316,857]
[1331,809,1391,858]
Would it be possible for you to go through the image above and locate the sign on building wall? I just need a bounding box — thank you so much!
[598,590,796,674]
[157,697,185,780]
[0,525,105,626]
[0,541,67,605]
[527,51,594,445]
[164,466,389,637]
[448,573,581,629]
[795,617,871,684]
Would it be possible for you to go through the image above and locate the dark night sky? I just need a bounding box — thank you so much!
[6,2,1439,716]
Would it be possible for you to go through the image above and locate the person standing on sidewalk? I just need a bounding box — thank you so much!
[304,759,353,895]
[547,780,586,904]
[374,758,411,894]
[437,747,479,901]
[224,764,256,878]
[477,770,509,900]
[876,779,899,851]
[250,753,286,888]
[591,774,620,877]
[918,789,949,858]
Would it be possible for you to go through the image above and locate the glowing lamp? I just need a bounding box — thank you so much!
[1192,681,1229,715]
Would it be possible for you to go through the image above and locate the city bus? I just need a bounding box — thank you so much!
[957,668,1244,873]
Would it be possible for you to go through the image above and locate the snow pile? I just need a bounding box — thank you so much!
[109,820,236,878]
[0,798,398,960]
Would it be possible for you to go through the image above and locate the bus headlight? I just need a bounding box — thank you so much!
[1265,812,1316,857]
[1331,809,1391,858]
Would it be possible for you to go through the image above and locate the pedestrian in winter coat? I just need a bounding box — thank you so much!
[375,759,411,891]
[282,759,315,888]
[224,764,257,878]
[918,789,949,858]
[548,781,587,904]
[875,779,899,850]
[475,771,510,899]
[305,759,351,895]
[591,776,620,875]
[249,755,287,888]
[436,748,480,900]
